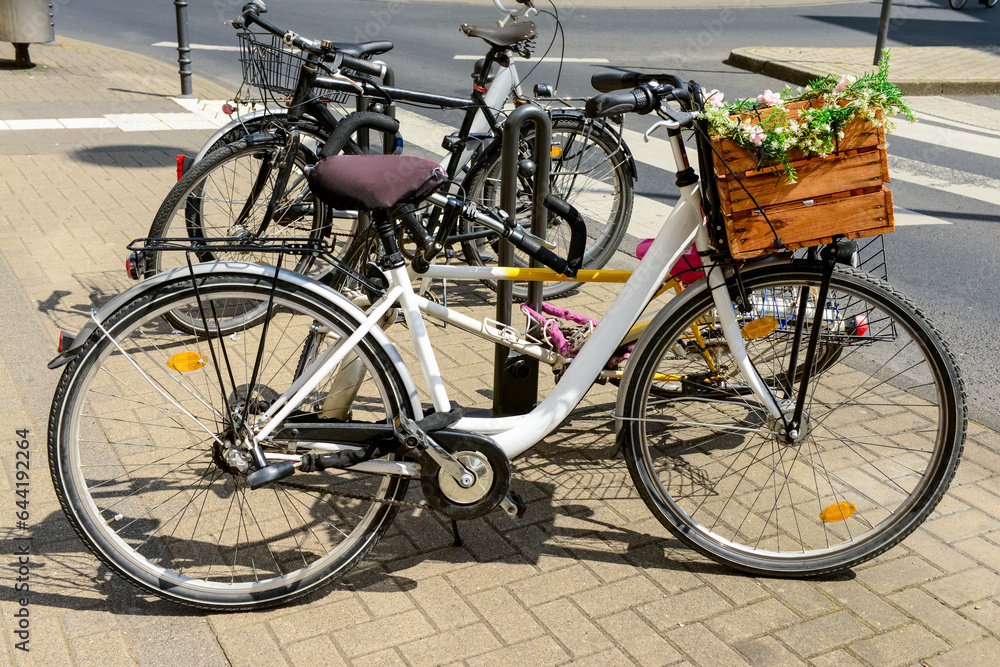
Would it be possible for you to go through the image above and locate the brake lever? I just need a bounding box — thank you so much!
[644,119,678,141]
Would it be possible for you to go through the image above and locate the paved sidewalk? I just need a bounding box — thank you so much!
[5,34,1000,667]
[729,45,1000,95]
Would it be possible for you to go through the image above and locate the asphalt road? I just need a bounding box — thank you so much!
[51,0,1000,428]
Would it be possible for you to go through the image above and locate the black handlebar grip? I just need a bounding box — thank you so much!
[542,194,585,275]
[585,88,655,119]
[507,228,571,277]
[590,71,642,93]
[340,53,384,78]
[320,112,401,158]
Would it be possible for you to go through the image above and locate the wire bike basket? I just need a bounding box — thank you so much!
[237,31,351,106]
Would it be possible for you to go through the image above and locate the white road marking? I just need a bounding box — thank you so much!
[891,118,1000,161]
[913,112,1000,140]
[889,155,1000,208]
[894,208,953,227]
[454,55,608,63]
[152,41,240,52]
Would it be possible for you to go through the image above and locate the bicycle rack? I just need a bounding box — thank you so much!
[493,104,551,416]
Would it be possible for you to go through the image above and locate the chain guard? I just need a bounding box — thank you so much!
[420,432,510,520]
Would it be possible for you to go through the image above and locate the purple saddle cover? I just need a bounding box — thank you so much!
[308,154,447,211]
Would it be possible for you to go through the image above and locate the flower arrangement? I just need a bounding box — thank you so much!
[698,54,914,182]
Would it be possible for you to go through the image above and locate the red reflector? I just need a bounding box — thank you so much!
[222,102,234,115]
[176,154,186,180]
[853,314,868,337]
[473,85,488,94]
[58,331,74,353]
[125,252,141,280]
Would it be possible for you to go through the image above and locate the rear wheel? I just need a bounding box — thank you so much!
[618,263,965,576]
[48,272,412,610]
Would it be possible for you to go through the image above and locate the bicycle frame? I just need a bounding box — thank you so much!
[249,137,783,461]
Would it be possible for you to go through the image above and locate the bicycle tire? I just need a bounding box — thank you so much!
[987,0,997,9]
[48,272,413,610]
[617,262,965,576]
[950,0,967,8]
[460,115,634,299]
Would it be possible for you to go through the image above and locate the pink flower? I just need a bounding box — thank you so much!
[747,125,766,146]
[701,87,725,108]
[833,74,856,94]
[756,89,782,107]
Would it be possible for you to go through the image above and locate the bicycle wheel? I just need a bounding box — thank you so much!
[48,272,412,610]
[617,262,965,576]
[950,0,967,8]
[987,0,997,9]
[461,115,634,299]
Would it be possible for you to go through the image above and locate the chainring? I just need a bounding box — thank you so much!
[420,433,510,520]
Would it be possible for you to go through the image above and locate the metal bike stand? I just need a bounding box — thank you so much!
[492,104,551,416]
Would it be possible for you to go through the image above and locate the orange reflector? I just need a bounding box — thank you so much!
[167,352,207,372]
[551,145,563,158]
[256,260,270,265]
[820,501,857,523]
[741,317,778,339]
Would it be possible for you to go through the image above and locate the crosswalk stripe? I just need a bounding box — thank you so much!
[889,155,1000,208]
[891,118,1000,161]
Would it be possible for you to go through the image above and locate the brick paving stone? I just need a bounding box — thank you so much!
[927,636,1000,666]
[332,609,437,658]
[351,648,408,667]
[899,530,977,574]
[759,580,839,618]
[215,624,288,667]
[704,598,801,643]
[507,563,602,607]
[69,630,140,666]
[668,623,752,667]
[733,636,806,667]
[949,483,1000,520]
[889,588,985,644]
[344,568,418,619]
[774,612,874,657]
[707,575,770,607]
[282,635,348,667]
[267,598,371,645]
[923,508,999,543]
[407,576,478,632]
[960,596,1000,630]
[468,587,545,645]
[533,598,614,659]
[815,579,908,631]
[571,574,665,619]
[923,567,1000,607]
[637,586,733,632]
[446,555,537,596]
[129,630,230,667]
[955,533,1000,571]
[567,647,639,667]
[398,623,501,667]
[597,610,683,666]
[464,636,570,667]
[849,623,949,666]
[808,649,866,667]
[854,556,944,595]
[575,548,640,585]
[505,523,575,571]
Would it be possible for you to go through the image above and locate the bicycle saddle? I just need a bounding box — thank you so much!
[330,40,394,59]
[460,21,536,48]
[308,155,447,211]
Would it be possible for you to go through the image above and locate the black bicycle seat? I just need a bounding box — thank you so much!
[330,40,394,59]
[460,21,536,49]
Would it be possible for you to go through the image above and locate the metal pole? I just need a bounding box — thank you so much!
[492,104,551,417]
[174,0,193,97]
[874,0,893,66]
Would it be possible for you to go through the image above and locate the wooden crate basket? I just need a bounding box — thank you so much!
[711,97,895,259]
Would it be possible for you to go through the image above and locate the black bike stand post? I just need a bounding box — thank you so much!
[492,104,552,417]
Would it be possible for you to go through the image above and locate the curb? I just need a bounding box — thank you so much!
[727,46,1000,96]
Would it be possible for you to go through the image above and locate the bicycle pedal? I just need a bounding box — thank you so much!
[500,490,526,518]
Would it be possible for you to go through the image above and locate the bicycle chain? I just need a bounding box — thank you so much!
[276,478,429,511]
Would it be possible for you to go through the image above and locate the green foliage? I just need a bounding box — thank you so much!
[698,54,913,182]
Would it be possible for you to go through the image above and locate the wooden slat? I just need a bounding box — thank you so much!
[726,187,894,259]
[720,151,887,215]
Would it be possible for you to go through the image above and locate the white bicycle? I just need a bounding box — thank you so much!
[48,77,965,610]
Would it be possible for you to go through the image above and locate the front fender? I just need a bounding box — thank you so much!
[48,262,423,418]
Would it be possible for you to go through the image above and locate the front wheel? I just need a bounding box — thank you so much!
[460,115,634,299]
[950,0,968,8]
[48,271,412,610]
[617,262,965,576]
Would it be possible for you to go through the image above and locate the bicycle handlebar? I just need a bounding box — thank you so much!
[234,2,386,79]
[586,84,696,127]
[590,71,684,93]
